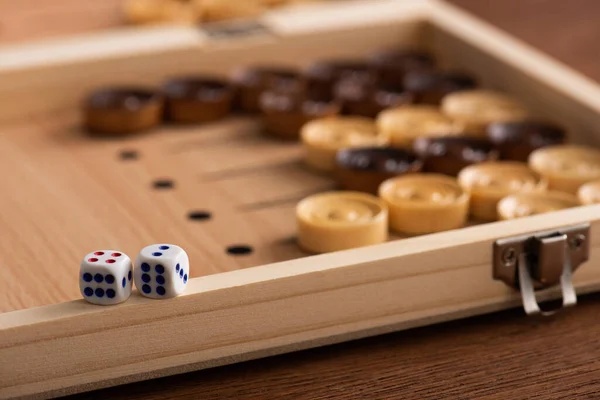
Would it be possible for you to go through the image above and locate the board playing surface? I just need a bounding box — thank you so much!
[0,111,336,312]
[4,0,600,399]
[2,107,431,313]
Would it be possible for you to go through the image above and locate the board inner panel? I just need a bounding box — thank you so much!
[2,18,597,314]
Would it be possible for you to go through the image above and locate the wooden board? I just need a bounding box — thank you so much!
[61,1,600,400]
[3,0,600,398]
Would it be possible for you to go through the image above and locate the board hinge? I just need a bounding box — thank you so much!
[493,222,590,316]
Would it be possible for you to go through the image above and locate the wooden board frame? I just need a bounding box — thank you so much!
[3,0,600,398]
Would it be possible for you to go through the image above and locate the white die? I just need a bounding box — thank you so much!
[80,250,133,305]
[134,244,189,299]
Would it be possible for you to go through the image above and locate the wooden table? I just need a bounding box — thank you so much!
[5,1,600,398]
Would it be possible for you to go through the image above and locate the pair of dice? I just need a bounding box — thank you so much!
[79,243,189,305]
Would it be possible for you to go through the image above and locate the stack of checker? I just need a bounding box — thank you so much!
[124,0,325,26]
[83,47,600,255]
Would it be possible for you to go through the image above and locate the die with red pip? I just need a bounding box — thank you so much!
[80,250,133,305]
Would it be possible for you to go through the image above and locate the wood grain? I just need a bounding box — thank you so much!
[3,0,600,399]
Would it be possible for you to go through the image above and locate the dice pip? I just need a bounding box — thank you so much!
[134,244,189,299]
[80,250,133,305]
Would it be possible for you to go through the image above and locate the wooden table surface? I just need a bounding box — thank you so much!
[4,1,600,399]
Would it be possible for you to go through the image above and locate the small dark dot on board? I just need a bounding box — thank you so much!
[187,211,212,221]
[226,245,253,256]
[152,179,174,190]
[119,150,139,161]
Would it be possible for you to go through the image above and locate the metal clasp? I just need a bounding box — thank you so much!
[493,223,590,316]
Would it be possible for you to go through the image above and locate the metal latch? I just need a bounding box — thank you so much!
[201,20,273,41]
[493,223,590,316]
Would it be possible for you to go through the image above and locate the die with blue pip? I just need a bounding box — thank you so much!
[133,244,189,299]
[80,250,133,305]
